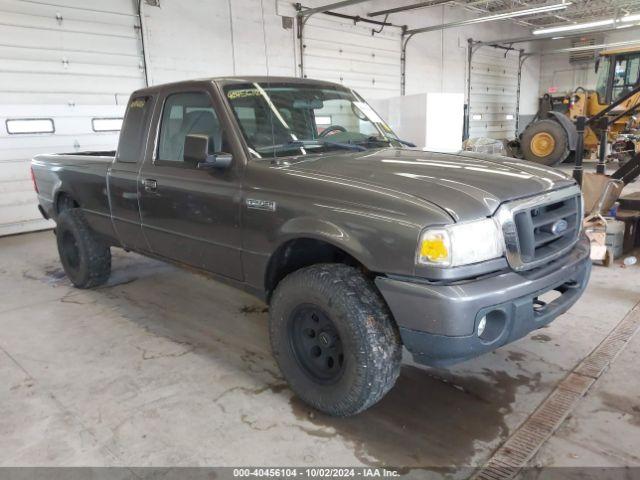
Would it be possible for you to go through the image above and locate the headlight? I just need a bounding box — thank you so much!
[417,218,504,267]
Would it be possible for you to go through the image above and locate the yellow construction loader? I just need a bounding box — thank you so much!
[520,45,640,166]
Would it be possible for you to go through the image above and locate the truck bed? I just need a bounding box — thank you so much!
[31,152,116,227]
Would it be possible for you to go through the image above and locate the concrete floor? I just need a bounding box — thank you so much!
[1,223,639,475]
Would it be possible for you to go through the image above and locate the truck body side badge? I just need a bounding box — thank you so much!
[246,198,277,212]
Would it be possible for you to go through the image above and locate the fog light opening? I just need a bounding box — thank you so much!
[478,309,507,342]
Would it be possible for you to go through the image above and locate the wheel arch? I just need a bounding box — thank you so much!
[264,231,373,302]
[54,190,79,215]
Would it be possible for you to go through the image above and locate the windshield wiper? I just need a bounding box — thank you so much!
[279,139,367,152]
[365,135,417,148]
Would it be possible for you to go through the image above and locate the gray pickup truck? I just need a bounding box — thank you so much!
[31,77,591,416]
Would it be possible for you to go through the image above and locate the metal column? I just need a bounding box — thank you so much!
[515,50,528,137]
[400,30,413,96]
[573,116,586,185]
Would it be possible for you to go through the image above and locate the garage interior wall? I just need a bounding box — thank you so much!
[538,28,640,94]
[0,0,146,236]
[142,0,541,133]
[409,14,541,139]
[140,0,297,84]
[0,0,544,236]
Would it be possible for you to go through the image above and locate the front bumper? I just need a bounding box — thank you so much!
[376,235,591,366]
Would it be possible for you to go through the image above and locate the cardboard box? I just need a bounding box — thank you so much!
[582,173,624,215]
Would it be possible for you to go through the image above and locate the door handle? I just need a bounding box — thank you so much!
[143,179,158,192]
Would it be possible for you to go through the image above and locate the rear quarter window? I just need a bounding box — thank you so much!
[116,96,154,163]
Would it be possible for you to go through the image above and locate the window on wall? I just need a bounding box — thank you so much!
[92,118,123,132]
[6,118,54,134]
[157,91,224,164]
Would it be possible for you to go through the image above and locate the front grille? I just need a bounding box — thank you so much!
[496,186,582,271]
[514,195,580,263]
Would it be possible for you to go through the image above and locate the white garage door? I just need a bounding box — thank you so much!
[468,46,520,141]
[301,14,401,100]
[0,0,145,236]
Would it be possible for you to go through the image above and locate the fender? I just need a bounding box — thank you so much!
[548,111,578,151]
[277,216,375,268]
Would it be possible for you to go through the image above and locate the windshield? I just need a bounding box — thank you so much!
[223,82,402,158]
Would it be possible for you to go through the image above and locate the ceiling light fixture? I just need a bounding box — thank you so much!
[533,18,614,35]
[406,2,570,34]
[534,12,640,35]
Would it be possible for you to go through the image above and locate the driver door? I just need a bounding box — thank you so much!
[139,89,243,280]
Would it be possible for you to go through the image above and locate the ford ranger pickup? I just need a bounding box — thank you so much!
[31,77,591,416]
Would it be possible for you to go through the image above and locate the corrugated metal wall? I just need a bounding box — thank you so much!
[0,0,145,236]
[301,14,401,100]
[140,0,296,84]
[468,46,520,140]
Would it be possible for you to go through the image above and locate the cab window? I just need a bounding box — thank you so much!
[116,96,154,163]
[611,54,640,102]
[157,92,226,166]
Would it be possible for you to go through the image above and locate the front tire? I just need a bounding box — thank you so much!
[269,264,402,416]
[56,209,111,288]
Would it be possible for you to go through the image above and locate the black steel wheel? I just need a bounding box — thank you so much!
[289,305,345,383]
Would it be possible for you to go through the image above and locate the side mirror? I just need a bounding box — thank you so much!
[184,134,209,166]
[197,152,233,170]
[595,57,600,73]
[183,134,232,170]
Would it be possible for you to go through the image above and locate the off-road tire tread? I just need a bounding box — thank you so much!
[56,208,111,289]
[269,264,402,416]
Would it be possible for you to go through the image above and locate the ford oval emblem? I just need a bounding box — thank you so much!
[551,219,568,235]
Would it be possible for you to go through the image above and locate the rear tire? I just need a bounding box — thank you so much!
[269,264,402,417]
[56,209,111,288]
[521,119,570,166]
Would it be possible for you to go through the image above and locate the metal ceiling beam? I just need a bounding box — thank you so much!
[405,2,570,35]
[297,0,372,17]
[322,10,395,26]
[368,1,450,17]
[474,23,640,46]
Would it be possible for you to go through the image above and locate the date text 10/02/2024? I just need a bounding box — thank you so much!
[232,468,401,478]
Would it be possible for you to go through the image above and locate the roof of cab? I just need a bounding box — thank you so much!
[130,76,347,96]
[600,45,640,56]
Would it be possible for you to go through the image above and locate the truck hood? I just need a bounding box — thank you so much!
[284,148,576,221]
